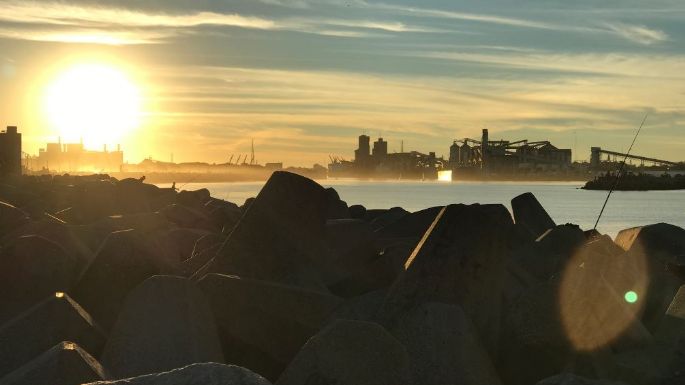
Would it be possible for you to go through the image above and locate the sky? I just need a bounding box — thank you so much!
[0,0,684,166]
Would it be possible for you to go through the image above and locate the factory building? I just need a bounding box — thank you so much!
[0,126,22,176]
[449,129,572,172]
[34,140,123,172]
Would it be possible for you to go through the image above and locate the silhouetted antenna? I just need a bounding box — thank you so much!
[401,140,404,153]
[593,113,648,230]
[250,139,255,165]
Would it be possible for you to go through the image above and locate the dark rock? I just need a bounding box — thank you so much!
[376,206,443,239]
[276,319,411,385]
[102,276,224,379]
[83,362,271,385]
[198,273,343,381]
[177,188,211,209]
[0,235,81,323]
[323,187,350,220]
[115,178,161,214]
[615,223,685,259]
[327,289,387,323]
[388,302,501,385]
[511,192,556,240]
[377,204,514,358]
[161,203,218,231]
[166,227,214,262]
[323,219,388,297]
[71,229,180,330]
[511,224,585,281]
[499,280,572,385]
[0,200,29,236]
[181,233,225,276]
[2,219,93,268]
[206,199,242,231]
[0,342,106,385]
[536,373,628,385]
[348,204,366,219]
[615,223,685,331]
[0,293,106,378]
[69,180,117,224]
[194,172,330,290]
[368,207,409,231]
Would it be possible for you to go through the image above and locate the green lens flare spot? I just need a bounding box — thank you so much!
[624,291,638,304]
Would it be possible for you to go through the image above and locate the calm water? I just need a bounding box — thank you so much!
[174,179,685,238]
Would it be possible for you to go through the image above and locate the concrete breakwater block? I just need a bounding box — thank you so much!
[0,293,106,378]
[615,223,685,332]
[0,341,106,385]
[0,234,81,323]
[378,203,515,357]
[83,362,272,385]
[389,302,502,385]
[198,273,343,381]
[194,171,330,289]
[102,276,224,379]
[72,229,180,331]
[0,200,29,236]
[276,319,411,385]
[512,192,556,240]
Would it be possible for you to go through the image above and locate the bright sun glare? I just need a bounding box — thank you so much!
[43,63,142,147]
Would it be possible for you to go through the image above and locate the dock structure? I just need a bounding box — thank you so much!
[590,147,677,169]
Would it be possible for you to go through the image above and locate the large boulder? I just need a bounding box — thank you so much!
[512,192,556,240]
[378,204,514,357]
[276,319,411,385]
[0,200,30,236]
[114,178,161,214]
[0,342,106,385]
[615,223,685,331]
[161,204,218,232]
[71,229,180,330]
[165,227,214,262]
[102,276,224,379]
[193,172,330,290]
[511,224,585,281]
[0,234,81,323]
[177,188,211,210]
[388,302,501,385]
[198,273,343,381]
[83,362,271,385]
[0,293,106,378]
[368,207,409,232]
[376,206,443,240]
[323,187,350,220]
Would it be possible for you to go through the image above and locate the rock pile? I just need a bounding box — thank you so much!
[0,172,683,384]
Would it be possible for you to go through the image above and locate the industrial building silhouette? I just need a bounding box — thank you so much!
[0,126,22,177]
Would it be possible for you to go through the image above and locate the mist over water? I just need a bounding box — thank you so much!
[175,180,685,238]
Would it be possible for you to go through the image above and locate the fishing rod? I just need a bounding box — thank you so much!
[593,113,648,230]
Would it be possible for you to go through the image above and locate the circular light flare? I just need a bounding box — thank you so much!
[624,291,638,304]
[43,63,142,147]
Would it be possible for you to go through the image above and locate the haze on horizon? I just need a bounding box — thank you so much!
[0,0,683,167]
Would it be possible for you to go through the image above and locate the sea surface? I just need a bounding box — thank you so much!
[172,179,685,238]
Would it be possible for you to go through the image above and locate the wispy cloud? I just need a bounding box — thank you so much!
[0,1,277,29]
[606,23,669,45]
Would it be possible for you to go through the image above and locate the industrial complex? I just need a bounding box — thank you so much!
[328,129,683,181]
[1,125,682,182]
[31,141,124,173]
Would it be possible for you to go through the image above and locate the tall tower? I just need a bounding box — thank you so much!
[0,126,22,176]
[481,129,489,169]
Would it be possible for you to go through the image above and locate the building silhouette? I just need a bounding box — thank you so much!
[0,126,22,176]
[34,140,123,172]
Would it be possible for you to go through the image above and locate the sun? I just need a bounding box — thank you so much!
[43,63,142,147]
